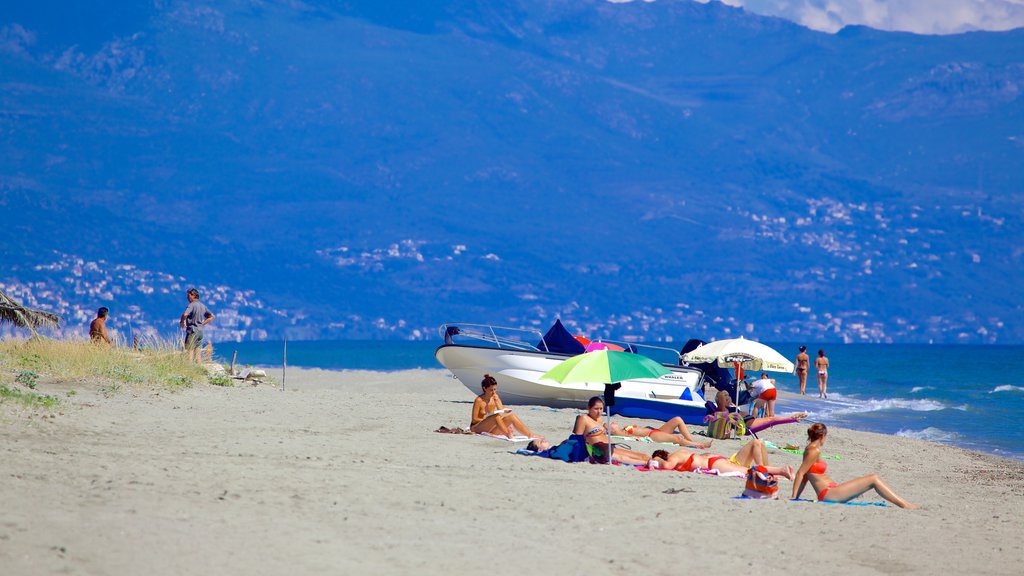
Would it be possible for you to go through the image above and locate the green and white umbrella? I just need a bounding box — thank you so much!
[541,349,672,386]
[541,350,671,463]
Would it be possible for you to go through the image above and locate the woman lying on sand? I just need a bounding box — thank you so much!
[792,423,917,509]
[714,390,808,429]
[647,438,795,479]
[608,417,713,449]
[572,397,652,465]
[471,374,541,440]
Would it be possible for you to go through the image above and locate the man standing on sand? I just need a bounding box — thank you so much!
[89,307,112,345]
[179,288,215,363]
[794,345,810,395]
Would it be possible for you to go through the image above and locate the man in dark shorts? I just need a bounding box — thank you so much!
[89,307,112,346]
[179,288,215,362]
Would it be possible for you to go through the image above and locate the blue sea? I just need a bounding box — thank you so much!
[220,340,1024,461]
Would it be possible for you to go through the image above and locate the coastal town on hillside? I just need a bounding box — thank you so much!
[1,248,1008,344]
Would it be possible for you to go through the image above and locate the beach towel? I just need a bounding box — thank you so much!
[789,498,887,507]
[435,426,473,434]
[479,432,537,442]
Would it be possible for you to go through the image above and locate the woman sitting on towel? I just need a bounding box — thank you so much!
[648,438,794,479]
[609,417,713,449]
[715,390,807,429]
[471,374,540,440]
[573,396,652,465]
[792,423,917,508]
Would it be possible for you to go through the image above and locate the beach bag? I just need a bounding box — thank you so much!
[742,465,779,499]
[706,413,745,439]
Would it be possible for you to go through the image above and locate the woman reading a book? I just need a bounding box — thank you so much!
[470,374,541,440]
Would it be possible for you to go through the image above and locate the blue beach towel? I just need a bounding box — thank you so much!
[732,496,887,507]
[789,498,888,507]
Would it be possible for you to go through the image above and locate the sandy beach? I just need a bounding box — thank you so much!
[2,367,1023,575]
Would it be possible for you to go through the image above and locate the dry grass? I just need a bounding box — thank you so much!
[0,336,208,391]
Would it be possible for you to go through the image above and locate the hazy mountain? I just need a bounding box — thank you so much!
[1,0,1022,344]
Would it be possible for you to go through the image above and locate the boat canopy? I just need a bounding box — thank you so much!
[536,319,585,355]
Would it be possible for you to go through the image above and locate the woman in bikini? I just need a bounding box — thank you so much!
[815,349,830,399]
[714,390,807,430]
[794,345,810,395]
[791,423,917,508]
[608,416,713,449]
[647,438,794,479]
[470,374,540,440]
[573,396,652,465]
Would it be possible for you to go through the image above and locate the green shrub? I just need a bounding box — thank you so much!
[209,374,232,387]
[15,370,39,389]
[0,385,59,409]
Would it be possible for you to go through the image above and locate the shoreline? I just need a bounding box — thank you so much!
[3,367,1022,574]
[257,365,1024,464]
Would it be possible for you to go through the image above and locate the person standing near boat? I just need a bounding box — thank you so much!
[749,372,777,417]
[815,349,830,399]
[794,345,810,395]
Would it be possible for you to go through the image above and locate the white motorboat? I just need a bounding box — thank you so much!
[434,321,722,424]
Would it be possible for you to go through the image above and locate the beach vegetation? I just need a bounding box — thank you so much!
[16,369,39,389]
[0,384,60,409]
[0,337,210,392]
[209,374,232,387]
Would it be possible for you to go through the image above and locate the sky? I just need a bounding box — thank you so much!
[611,0,1024,34]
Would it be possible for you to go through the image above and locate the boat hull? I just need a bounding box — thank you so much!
[435,344,709,425]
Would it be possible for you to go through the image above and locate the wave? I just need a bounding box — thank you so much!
[896,427,960,443]
[910,386,934,393]
[990,385,1024,394]
[822,397,948,416]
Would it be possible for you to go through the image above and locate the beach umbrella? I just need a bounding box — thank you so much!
[0,288,61,336]
[541,350,671,463]
[584,341,625,353]
[681,337,793,406]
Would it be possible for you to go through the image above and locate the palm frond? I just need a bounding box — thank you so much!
[0,289,62,331]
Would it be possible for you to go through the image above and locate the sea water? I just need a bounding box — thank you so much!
[220,340,1024,460]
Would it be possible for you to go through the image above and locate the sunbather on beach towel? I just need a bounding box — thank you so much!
[609,417,712,449]
[792,423,917,509]
[648,438,795,479]
[572,396,651,466]
[715,390,807,429]
[471,374,542,441]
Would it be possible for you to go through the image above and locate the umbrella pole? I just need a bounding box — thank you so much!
[605,402,613,466]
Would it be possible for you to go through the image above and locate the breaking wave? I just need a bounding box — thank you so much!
[896,427,960,443]
[990,385,1024,394]
[910,386,934,393]
[823,397,948,416]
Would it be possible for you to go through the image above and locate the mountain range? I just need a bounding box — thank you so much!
[1,0,1022,344]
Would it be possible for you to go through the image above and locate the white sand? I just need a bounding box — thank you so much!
[2,368,1023,575]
